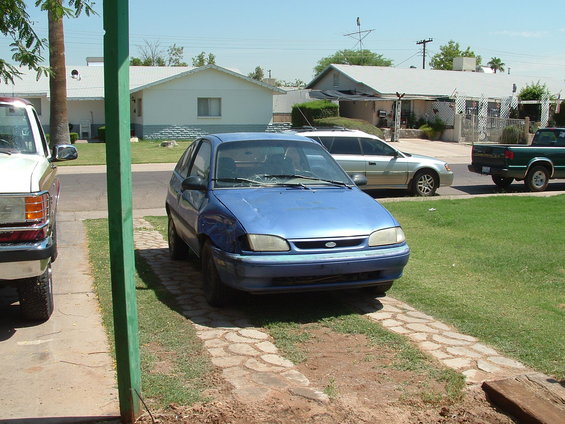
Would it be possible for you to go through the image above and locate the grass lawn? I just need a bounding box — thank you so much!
[58,140,191,166]
[85,219,212,409]
[383,195,565,380]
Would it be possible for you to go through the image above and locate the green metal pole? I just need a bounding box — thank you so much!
[103,0,142,422]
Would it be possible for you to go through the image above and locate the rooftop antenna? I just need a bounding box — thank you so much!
[344,17,374,52]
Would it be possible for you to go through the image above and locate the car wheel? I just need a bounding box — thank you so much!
[411,170,438,196]
[18,263,54,321]
[201,240,231,306]
[168,215,189,260]
[361,281,393,296]
[525,166,549,192]
[492,175,514,189]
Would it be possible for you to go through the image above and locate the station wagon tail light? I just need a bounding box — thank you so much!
[247,234,290,252]
[368,227,405,247]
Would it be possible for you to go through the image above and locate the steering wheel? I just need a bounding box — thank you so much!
[0,138,12,148]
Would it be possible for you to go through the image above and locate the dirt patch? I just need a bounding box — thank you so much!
[136,326,515,424]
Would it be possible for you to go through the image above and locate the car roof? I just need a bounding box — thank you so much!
[0,97,32,106]
[207,132,317,144]
[294,128,381,139]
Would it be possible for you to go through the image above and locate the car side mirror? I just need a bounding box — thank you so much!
[350,173,368,186]
[52,144,78,161]
[181,175,207,191]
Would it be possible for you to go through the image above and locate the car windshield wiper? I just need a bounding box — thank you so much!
[266,174,352,188]
[0,148,12,155]
[213,177,266,186]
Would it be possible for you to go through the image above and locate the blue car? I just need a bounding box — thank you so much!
[166,132,410,306]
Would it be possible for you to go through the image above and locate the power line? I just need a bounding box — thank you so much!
[416,38,433,69]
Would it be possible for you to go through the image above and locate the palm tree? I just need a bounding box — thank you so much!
[487,57,505,74]
[48,0,70,145]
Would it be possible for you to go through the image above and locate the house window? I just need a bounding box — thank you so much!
[198,97,221,117]
[332,73,339,88]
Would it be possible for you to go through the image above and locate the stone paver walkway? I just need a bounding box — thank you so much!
[133,218,531,401]
[133,219,329,404]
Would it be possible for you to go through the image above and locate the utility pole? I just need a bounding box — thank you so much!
[416,38,433,69]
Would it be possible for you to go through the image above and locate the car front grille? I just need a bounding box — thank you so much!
[292,237,365,250]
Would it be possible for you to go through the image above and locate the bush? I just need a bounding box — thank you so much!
[98,126,106,142]
[498,126,526,144]
[69,132,78,144]
[291,100,338,127]
[313,116,385,138]
[419,117,446,140]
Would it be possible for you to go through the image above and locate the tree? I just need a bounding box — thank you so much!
[191,52,216,67]
[487,57,505,74]
[429,40,481,70]
[248,66,264,81]
[519,82,551,122]
[0,0,93,84]
[314,49,392,75]
[166,44,187,66]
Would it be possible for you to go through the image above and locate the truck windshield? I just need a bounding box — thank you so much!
[0,104,37,154]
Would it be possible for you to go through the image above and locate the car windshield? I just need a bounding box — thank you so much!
[0,104,36,154]
[213,139,353,189]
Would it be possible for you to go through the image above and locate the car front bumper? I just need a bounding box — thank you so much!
[212,244,410,293]
[439,171,455,187]
[0,237,53,280]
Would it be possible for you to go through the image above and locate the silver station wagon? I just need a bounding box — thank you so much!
[299,129,454,196]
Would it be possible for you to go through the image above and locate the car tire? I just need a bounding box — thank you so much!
[361,281,393,296]
[525,166,549,192]
[168,215,189,260]
[18,263,54,321]
[492,175,514,189]
[201,240,231,306]
[411,170,438,196]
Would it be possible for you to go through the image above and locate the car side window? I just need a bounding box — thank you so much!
[175,141,197,178]
[189,140,211,180]
[360,138,389,156]
[329,137,361,155]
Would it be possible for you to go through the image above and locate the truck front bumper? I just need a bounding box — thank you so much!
[0,237,54,280]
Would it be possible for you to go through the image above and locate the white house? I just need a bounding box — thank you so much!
[306,64,565,131]
[0,64,286,139]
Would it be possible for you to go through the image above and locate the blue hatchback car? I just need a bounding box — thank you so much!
[166,132,410,306]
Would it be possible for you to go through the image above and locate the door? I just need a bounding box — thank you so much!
[359,138,409,187]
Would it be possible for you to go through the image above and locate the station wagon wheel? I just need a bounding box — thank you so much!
[168,215,189,260]
[525,166,549,192]
[492,175,514,189]
[201,240,231,306]
[411,170,438,196]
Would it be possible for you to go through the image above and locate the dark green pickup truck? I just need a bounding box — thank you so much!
[468,128,565,192]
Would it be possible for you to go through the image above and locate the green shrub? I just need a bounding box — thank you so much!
[69,132,78,144]
[98,126,106,142]
[419,117,446,140]
[498,125,526,144]
[313,116,384,138]
[291,100,338,127]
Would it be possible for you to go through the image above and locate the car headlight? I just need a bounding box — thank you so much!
[247,234,290,252]
[368,227,405,246]
[444,163,452,172]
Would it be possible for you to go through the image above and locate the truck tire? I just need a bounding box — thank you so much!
[411,170,438,196]
[525,166,549,192]
[492,175,513,189]
[18,263,54,321]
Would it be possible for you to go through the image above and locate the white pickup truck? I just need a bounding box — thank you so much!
[0,97,77,321]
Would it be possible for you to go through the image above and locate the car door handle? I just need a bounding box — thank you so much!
[368,162,377,165]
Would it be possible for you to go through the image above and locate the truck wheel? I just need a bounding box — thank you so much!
[492,175,514,189]
[18,263,54,321]
[525,166,549,192]
[168,215,189,260]
[411,170,438,196]
[201,241,232,306]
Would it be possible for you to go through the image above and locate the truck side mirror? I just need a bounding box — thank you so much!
[52,144,78,161]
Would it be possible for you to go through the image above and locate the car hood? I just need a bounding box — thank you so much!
[404,152,446,164]
[0,154,43,192]
[213,187,398,239]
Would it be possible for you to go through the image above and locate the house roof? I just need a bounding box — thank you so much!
[1,64,285,100]
[306,64,565,100]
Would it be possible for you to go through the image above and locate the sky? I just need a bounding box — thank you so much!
[2,0,564,86]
